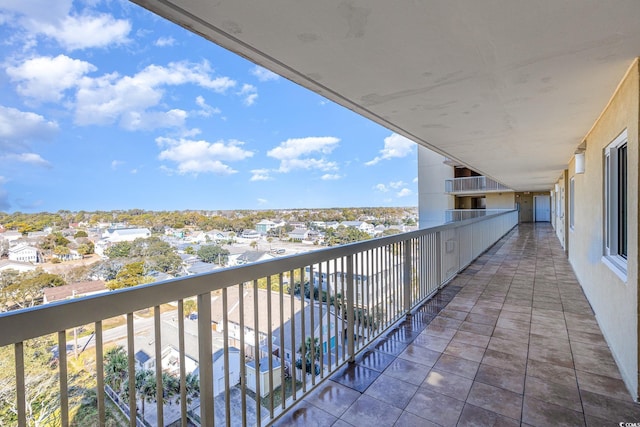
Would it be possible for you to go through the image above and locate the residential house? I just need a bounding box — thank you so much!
[52,249,82,262]
[43,280,107,304]
[239,229,260,241]
[245,357,282,398]
[0,230,23,243]
[229,250,275,266]
[255,220,277,234]
[271,302,345,370]
[194,347,241,397]
[8,244,41,263]
[0,260,37,274]
[103,227,151,243]
[288,229,309,242]
[339,221,374,234]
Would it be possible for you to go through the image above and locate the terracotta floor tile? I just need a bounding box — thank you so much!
[405,387,465,427]
[467,381,523,420]
[433,353,480,379]
[383,356,431,386]
[411,332,451,353]
[475,363,525,394]
[364,373,418,409]
[522,396,585,427]
[422,368,473,401]
[304,381,361,416]
[524,375,582,412]
[397,343,440,367]
[340,394,402,426]
[481,348,527,374]
[457,403,520,427]
[271,401,337,427]
[443,339,486,362]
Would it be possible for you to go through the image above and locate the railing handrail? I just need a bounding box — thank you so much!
[444,175,511,193]
[0,209,517,348]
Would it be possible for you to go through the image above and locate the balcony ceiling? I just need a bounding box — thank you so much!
[132,0,640,191]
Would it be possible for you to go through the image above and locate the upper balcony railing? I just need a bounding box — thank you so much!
[444,176,511,194]
[0,210,518,427]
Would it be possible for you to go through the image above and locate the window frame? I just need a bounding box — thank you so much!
[603,129,628,280]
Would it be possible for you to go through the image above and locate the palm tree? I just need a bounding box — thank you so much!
[250,241,258,251]
[104,346,127,392]
[135,369,156,421]
[184,372,200,406]
[296,336,321,375]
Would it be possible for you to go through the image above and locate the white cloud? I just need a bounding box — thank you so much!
[251,66,279,82]
[156,136,254,175]
[154,36,175,47]
[130,168,138,174]
[267,136,340,173]
[250,169,272,181]
[0,106,58,151]
[75,61,235,129]
[321,174,341,180]
[4,152,51,168]
[237,84,258,106]
[39,14,130,50]
[111,160,124,169]
[413,177,418,183]
[397,188,413,197]
[365,133,415,166]
[374,184,388,192]
[195,96,221,117]
[257,198,268,205]
[389,180,405,189]
[6,55,96,102]
[0,0,72,26]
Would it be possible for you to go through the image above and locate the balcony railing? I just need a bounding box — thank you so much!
[444,176,511,194]
[445,208,512,223]
[0,210,518,427]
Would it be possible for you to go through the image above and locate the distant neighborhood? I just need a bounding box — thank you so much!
[0,207,417,309]
[0,207,417,425]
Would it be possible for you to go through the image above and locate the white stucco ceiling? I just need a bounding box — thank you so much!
[132,0,640,191]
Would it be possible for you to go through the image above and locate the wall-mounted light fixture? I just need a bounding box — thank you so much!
[575,140,587,174]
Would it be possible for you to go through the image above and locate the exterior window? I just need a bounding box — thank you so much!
[569,177,575,230]
[604,130,627,276]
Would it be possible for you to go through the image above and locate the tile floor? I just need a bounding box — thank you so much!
[272,223,640,426]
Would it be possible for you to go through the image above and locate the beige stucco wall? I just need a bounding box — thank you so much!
[418,146,454,227]
[486,192,515,209]
[568,60,639,399]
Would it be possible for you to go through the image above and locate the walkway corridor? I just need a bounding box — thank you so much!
[274,223,640,426]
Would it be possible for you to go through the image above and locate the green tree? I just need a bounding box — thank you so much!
[184,246,195,255]
[105,262,152,290]
[105,242,132,259]
[104,346,128,392]
[77,242,95,256]
[197,245,229,265]
[74,230,88,238]
[296,337,321,375]
[183,299,197,317]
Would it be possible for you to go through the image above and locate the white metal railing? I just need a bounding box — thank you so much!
[0,210,518,427]
[444,176,511,193]
[445,209,512,223]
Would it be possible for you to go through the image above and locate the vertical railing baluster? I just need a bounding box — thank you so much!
[177,300,187,427]
[403,239,412,314]
[58,331,69,427]
[154,305,163,427]
[278,273,286,408]
[309,264,316,385]
[126,313,136,427]
[325,261,332,370]
[289,270,296,400]
[197,292,214,427]
[15,341,26,427]
[222,288,231,427]
[239,284,247,427]
[266,276,274,417]
[318,263,324,378]
[95,321,105,427]
[252,279,261,424]
[436,232,443,288]
[346,255,355,362]
[300,267,306,392]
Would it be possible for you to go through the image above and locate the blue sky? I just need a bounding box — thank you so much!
[0,0,418,213]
